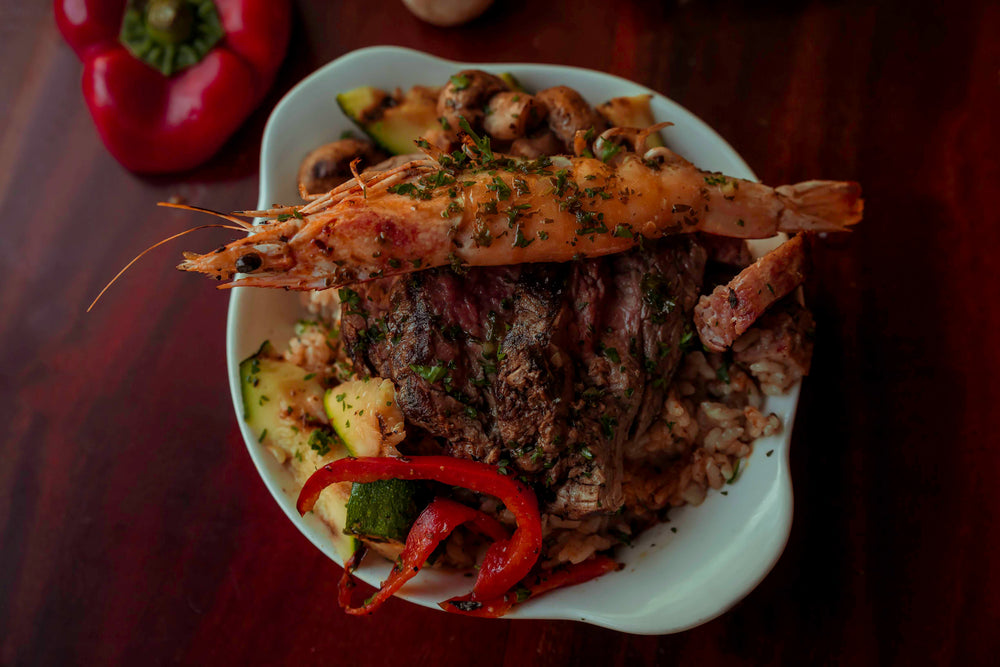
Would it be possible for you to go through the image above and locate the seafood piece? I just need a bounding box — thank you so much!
[178,139,862,290]
[694,234,808,351]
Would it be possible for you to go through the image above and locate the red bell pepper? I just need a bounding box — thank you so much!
[441,555,622,618]
[297,456,545,603]
[54,0,290,173]
[337,498,510,616]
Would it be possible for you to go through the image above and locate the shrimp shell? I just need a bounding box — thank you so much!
[178,148,862,290]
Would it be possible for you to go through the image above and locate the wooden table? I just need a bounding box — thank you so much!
[3,0,998,663]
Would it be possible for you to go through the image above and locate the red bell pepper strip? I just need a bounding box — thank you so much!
[297,456,544,602]
[337,498,510,616]
[440,556,623,618]
[54,0,290,173]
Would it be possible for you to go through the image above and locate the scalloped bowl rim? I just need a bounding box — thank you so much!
[225,45,795,634]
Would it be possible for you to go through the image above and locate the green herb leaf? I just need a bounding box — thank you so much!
[308,429,337,457]
[598,141,622,163]
[409,364,447,383]
[726,459,741,484]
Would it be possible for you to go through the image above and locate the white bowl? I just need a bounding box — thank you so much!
[226,46,796,634]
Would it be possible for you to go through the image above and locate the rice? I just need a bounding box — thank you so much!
[618,349,783,528]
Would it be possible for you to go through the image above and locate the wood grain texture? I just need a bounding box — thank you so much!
[2,0,998,664]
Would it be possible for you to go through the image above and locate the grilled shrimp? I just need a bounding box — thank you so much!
[179,131,862,290]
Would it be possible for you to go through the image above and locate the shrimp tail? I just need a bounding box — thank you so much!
[776,180,863,232]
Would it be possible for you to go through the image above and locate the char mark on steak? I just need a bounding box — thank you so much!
[341,237,707,519]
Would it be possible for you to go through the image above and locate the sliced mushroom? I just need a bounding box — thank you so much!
[297,138,388,197]
[535,86,607,150]
[437,69,508,131]
[510,129,566,158]
[482,91,546,141]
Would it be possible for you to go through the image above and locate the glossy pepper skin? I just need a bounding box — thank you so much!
[300,456,620,617]
[337,498,510,616]
[54,0,290,173]
[298,456,545,603]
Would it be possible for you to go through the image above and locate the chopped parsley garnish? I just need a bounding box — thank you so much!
[513,225,533,248]
[487,175,512,200]
[641,272,676,323]
[599,414,618,440]
[409,364,448,383]
[308,429,337,457]
[716,363,730,383]
[457,116,493,162]
[449,74,470,90]
[726,460,741,483]
[598,141,622,163]
[338,288,363,315]
[704,173,728,186]
[679,329,696,352]
[441,200,463,219]
[550,169,570,196]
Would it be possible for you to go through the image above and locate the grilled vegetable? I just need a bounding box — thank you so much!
[239,344,356,559]
[337,85,440,155]
[324,378,406,457]
[344,479,432,544]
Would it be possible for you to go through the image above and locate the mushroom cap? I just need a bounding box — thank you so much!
[402,0,494,27]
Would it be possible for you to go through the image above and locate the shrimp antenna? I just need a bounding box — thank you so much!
[157,202,254,230]
[349,157,367,199]
[87,223,246,312]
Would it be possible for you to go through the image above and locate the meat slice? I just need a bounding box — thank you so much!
[733,299,815,395]
[694,234,809,352]
[549,240,707,516]
[341,238,706,519]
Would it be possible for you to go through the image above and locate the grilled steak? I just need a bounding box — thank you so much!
[341,237,707,518]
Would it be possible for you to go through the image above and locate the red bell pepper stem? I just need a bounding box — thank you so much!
[298,456,543,601]
[337,498,509,615]
[440,556,623,618]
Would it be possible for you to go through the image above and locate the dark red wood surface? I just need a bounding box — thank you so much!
[3,1,998,664]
